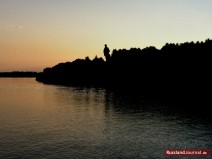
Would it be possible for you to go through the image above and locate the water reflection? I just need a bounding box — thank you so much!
[50,86,212,158]
[0,78,211,159]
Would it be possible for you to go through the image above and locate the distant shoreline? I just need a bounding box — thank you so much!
[0,72,38,78]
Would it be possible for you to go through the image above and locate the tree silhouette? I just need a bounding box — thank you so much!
[36,39,211,103]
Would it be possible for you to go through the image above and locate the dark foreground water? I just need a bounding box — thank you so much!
[0,78,211,159]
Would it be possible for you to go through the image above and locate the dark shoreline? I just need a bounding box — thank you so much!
[36,39,211,91]
[0,72,38,78]
[36,39,212,115]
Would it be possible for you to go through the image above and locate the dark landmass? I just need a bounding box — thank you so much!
[0,71,38,77]
[36,39,211,110]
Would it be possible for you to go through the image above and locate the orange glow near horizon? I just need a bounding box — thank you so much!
[1,0,212,71]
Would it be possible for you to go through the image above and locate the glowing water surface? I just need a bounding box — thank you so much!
[0,78,211,159]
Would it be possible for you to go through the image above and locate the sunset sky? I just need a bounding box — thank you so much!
[0,0,212,71]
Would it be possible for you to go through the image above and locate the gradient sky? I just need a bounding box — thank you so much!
[0,0,212,71]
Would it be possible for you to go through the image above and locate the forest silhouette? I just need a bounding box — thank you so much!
[36,39,211,106]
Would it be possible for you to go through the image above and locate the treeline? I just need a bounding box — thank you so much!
[36,39,211,99]
[0,71,38,77]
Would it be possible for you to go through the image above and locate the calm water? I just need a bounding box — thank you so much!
[0,78,211,159]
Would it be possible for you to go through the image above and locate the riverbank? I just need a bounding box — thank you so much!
[36,39,211,110]
[0,71,38,77]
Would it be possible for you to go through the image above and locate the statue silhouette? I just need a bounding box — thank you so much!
[104,44,110,62]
